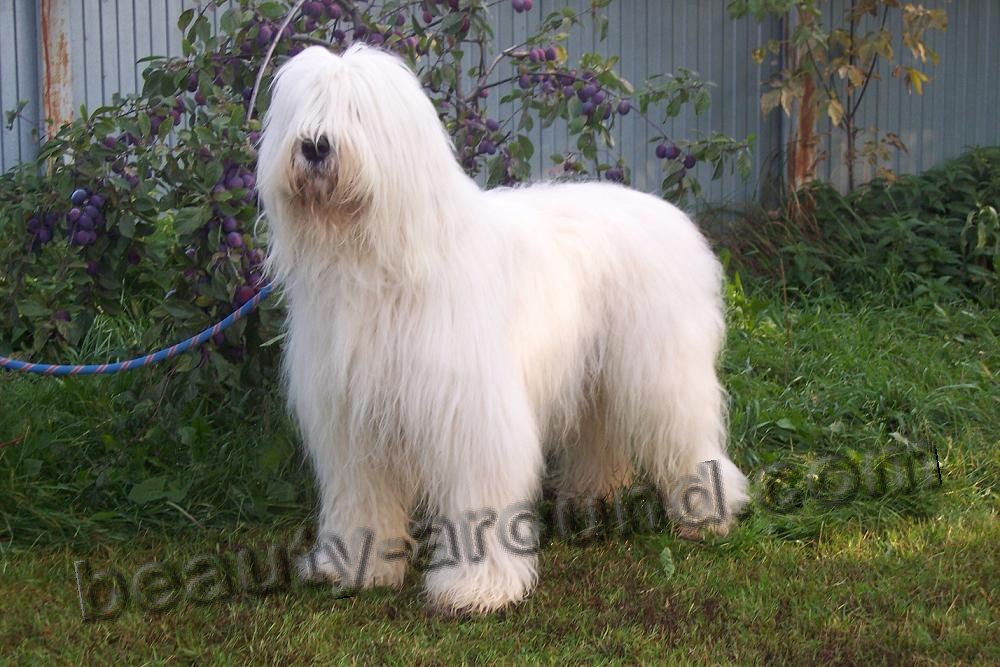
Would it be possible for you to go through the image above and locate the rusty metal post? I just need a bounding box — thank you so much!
[40,0,73,138]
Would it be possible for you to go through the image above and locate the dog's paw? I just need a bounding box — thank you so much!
[675,524,703,541]
[674,516,737,541]
[294,551,344,585]
[423,556,537,615]
[294,549,407,591]
[424,588,524,616]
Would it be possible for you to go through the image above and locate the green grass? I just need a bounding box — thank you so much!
[1,290,998,663]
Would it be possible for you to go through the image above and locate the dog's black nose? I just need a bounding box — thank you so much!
[301,136,331,163]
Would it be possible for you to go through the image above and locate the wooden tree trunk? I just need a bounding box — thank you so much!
[786,7,819,229]
[789,74,818,193]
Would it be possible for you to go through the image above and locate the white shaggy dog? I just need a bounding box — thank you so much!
[257,44,749,613]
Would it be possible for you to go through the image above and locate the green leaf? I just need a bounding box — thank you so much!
[160,300,205,322]
[118,216,137,239]
[694,89,711,115]
[128,476,168,504]
[16,301,50,318]
[220,8,243,35]
[256,1,286,19]
[138,112,151,139]
[518,112,534,132]
[440,12,466,32]
[177,8,194,31]
[173,207,211,235]
[172,353,197,373]
[776,418,798,432]
[516,135,534,160]
[659,545,675,579]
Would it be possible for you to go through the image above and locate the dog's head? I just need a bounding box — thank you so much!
[257,45,476,283]
[257,44,455,226]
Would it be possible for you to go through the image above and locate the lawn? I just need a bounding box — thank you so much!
[1,291,998,663]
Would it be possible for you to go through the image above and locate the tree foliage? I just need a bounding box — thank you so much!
[729,0,947,191]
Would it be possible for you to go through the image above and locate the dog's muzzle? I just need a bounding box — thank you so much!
[301,136,331,164]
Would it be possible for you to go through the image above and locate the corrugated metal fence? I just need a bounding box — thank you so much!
[1,0,997,204]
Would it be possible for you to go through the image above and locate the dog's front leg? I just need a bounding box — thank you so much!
[297,423,414,590]
[421,391,544,614]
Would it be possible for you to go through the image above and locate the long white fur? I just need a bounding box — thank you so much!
[257,44,749,613]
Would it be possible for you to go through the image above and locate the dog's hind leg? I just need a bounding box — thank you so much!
[556,392,633,501]
[605,302,749,539]
[628,368,749,539]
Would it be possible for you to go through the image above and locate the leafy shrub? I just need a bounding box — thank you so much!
[729,147,1000,303]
